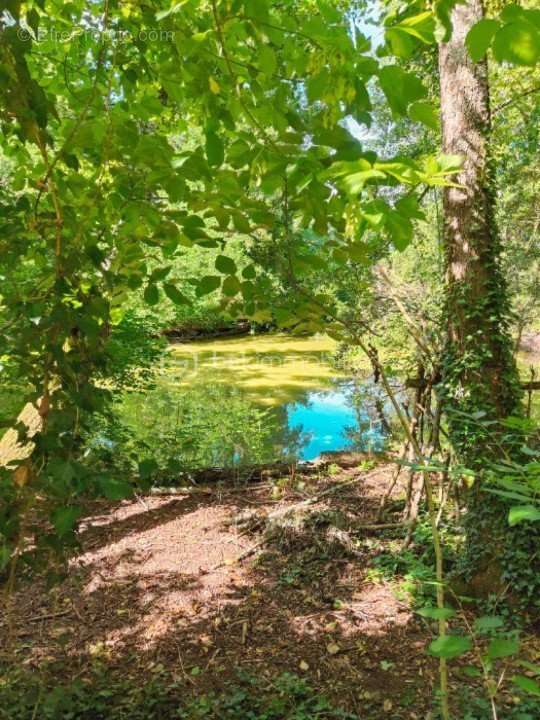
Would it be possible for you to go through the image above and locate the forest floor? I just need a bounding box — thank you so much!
[1,456,538,719]
[520,331,540,358]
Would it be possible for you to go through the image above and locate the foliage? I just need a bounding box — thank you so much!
[1,1,540,717]
[106,310,167,390]
[487,419,540,527]
[0,0,464,560]
[92,382,300,475]
[422,603,540,716]
[466,4,540,66]
[0,668,356,720]
[366,517,461,601]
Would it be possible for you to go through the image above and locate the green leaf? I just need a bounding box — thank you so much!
[49,459,75,483]
[156,1,189,21]
[0,545,12,571]
[408,101,439,130]
[524,9,540,31]
[51,506,82,538]
[232,213,251,233]
[466,19,500,61]
[386,28,415,59]
[508,505,540,525]
[259,45,277,75]
[428,635,472,659]
[99,478,133,501]
[342,168,387,194]
[385,12,435,57]
[474,616,504,633]
[324,159,387,193]
[222,275,241,297]
[197,276,221,297]
[138,458,159,480]
[501,4,524,23]
[487,636,519,660]
[379,66,427,116]
[512,675,540,696]
[215,255,237,275]
[434,154,463,174]
[434,0,462,42]
[518,660,540,675]
[242,264,257,279]
[150,265,173,282]
[492,20,540,66]
[386,210,413,251]
[205,131,225,167]
[395,194,425,220]
[163,283,189,305]
[418,606,456,620]
[26,7,39,35]
[144,284,160,306]
[345,242,367,264]
[240,280,255,300]
[489,488,536,503]
[422,154,462,186]
[181,215,208,241]
[398,11,435,42]
[250,309,273,323]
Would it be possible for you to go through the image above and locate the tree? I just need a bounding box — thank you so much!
[438,0,536,594]
[1,0,538,600]
[439,0,522,447]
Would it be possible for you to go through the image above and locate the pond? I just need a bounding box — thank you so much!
[113,334,393,470]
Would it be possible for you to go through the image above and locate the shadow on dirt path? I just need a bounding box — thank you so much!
[1,463,440,718]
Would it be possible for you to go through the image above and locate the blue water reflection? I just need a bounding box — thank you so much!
[287,383,388,461]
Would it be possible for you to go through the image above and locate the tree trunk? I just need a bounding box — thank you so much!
[439,0,521,436]
[438,0,529,596]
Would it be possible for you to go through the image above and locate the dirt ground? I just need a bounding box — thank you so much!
[1,459,464,717]
[520,331,540,358]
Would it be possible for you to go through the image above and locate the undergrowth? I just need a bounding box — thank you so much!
[0,668,356,720]
[2,659,538,720]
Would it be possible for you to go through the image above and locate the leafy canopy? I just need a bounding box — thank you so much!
[1,0,538,555]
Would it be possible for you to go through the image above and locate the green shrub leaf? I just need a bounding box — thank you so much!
[428,635,471,659]
[474,616,504,633]
[492,20,540,66]
[215,255,237,275]
[508,505,540,525]
[512,675,540,696]
[466,19,500,61]
[418,606,456,620]
[487,636,519,659]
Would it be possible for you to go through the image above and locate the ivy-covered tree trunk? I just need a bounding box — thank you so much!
[438,0,530,595]
[439,0,521,429]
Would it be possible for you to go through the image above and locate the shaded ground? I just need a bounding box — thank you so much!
[1,461,439,717]
[2,459,538,718]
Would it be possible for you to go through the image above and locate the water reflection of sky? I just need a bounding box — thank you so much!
[287,385,387,461]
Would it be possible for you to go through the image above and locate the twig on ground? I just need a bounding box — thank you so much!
[27,609,71,623]
[207,539,266,573]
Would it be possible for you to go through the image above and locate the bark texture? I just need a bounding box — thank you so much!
[439,0,521,451]
[438,1,533,597]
